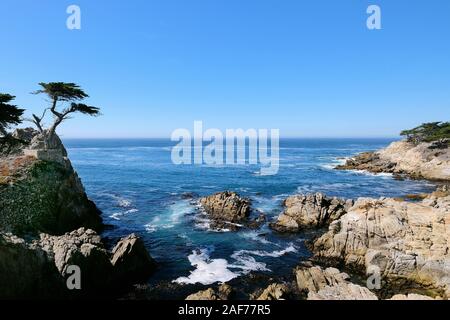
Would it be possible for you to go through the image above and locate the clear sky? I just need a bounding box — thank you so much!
[1,0,449,138]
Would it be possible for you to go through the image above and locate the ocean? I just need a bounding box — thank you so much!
[64,138,437,286]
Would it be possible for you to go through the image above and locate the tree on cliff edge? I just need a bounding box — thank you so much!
[32,82,100,137]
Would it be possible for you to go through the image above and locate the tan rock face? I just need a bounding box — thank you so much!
[389,293,436,300]
[270,193,353,232]
[200,191,251,223]
[199,191,264,230]
[337,140,450,181]
[256,283,290,300]
[186,284,233,300]
[311,195,450,297]
[295,264,378,300]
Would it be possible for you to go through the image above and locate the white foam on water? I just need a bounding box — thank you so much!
[144,200,194,233]
[320,157,348,170]
[239,230,272,245]
[174,249,239,285]
[109,208,139,221]
[174,245,277,286]
[350,169,393,178]
[234,243,297,258]
[228,251,270,272]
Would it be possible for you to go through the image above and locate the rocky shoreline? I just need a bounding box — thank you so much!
[336,139,450,181]
[1,136,449,300]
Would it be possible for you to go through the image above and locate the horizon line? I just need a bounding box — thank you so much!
[60,136,402,140]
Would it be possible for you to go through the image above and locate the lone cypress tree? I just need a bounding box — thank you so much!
[32,82,100,137]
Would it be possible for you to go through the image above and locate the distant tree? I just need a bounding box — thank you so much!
[0,93,25,154]
[32,82,100,137]
[0,93,24,137]
[400,122,450,146]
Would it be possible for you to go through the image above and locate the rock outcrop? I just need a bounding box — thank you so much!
[0,228,156,298]
[199,191,264,231]
[256,283,291,300]
[295,263,378,300]
[310,193,450,298]
[336,140,450,181]
[0,131,102,236]
[186,284,234,300]
[270,193,353,233]
[111,234,157,285]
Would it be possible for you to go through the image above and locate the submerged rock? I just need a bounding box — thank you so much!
[270,193,353,233]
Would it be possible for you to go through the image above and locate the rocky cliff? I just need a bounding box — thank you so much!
[337,140,450,181]
[0,129,156,299]
[0,130,102,236]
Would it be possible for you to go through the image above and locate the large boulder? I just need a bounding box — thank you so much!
[199,191,264,231]
[37,228,113,294]
[111,234,157,285]
[256,283,291,300]
[310,195,450,298]
[270,193,353,233]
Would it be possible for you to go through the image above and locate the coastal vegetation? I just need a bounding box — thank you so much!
[0,93,25,153]
[400,122,450,146]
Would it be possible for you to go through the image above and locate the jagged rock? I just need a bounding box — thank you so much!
[186,284,233,300]
[336,140,450,181]
[0,232,64,299]
[200,191,251,222]
[295,264,378,300]
[37,228,113,293]
[256,283,290,300]
[295,263,349,295]
[111,234,157,285]
[310,195,450,298]
[0,228,156,298]
[199,191,263,231]
[186,288,219,300]
[270,193,353,232]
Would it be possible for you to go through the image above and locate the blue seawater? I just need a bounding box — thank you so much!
[64,138,437,285]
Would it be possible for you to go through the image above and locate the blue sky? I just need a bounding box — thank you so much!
[1,0,449,138]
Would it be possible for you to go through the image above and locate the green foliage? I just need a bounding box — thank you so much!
[33,82,101,135]
[33,82,88,101]
[69,103,101,116]
[400,122,450,145]
[0,93,24,134]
